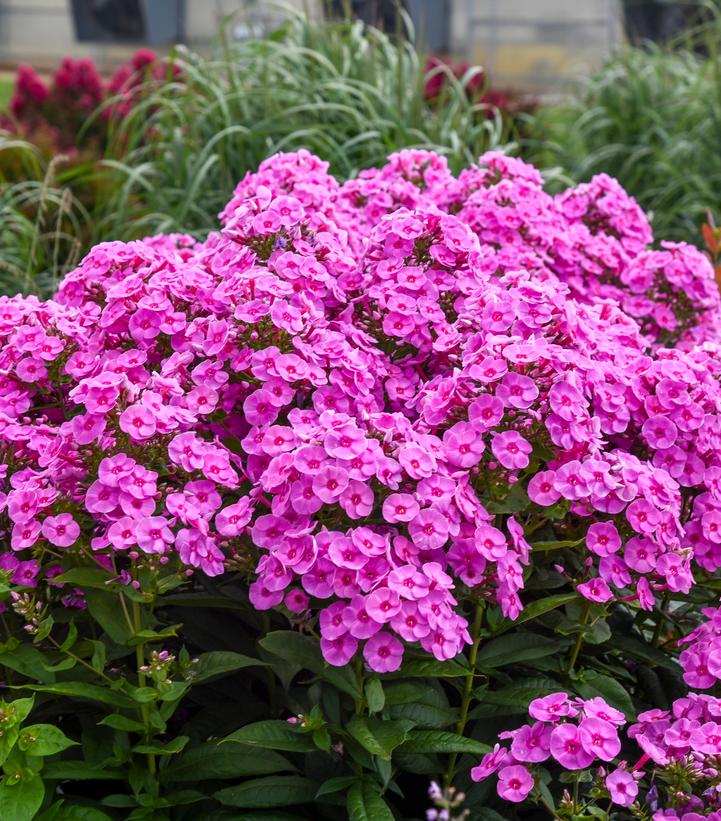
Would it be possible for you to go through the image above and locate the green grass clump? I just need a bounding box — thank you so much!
[525,19,721,244]
[0,77,13,112]
[0,141,87,296]
[93,9,508,242]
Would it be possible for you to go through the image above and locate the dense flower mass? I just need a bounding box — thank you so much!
[1,148,721,684]
[471,688,721,816]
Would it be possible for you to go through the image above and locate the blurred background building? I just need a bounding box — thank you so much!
[0,0,706,92]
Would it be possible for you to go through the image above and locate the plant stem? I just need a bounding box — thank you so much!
[132,599,157,784]
[47,635,114,683]
[443,601,484,790]
[354,655,365,716]
[652,591,671,647]
[568,602,591,674]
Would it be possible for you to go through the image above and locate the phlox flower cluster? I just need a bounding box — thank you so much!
[472,690,721,816]
[679,602,721,689]
[1,148,721,675]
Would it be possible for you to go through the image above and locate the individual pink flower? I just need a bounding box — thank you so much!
[340,481,374,519]
[215,499,253,537]
[510,721,551,763]
[491,431,532,470]
[363,631,403,673]
[474,524,507,560]
[577,577,613,603]
[408,508,450,550]
[496,372,538,409]
[325,424,366,460]
[71,413,106,445]
[119,404,157,441]
[496,764,534,803]
[397,443,435,479]
[107,517,137,550]
[321,632,358,667]
[11,520,41,551]
[605,769,638,807]
[135,516,174,554]
[443,421,485,468]
[41,513,80,547]
[549,723,595,769]
[98,454,135,487]
[528,470,560,506]
[468,394,504,430]
[529,692,572,723]
[312,465,349,505]
[382,493,420,523]
[470,744,508,782]
[366,588,402,623]
[642,415,677,450]
[578,717,621,761]
[586,521,621,556]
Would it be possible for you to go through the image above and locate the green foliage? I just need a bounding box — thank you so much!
[525,13,721,243]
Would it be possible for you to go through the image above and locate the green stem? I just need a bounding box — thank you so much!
[354,655,365,716]
[47,636,114,683]
[443,602,484,790]
[652,592,671,647]
[568,602,591,674]
[132,599,157,784]
[573,774,580,813]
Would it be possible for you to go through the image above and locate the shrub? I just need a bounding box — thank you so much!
[0,143,721,821]
[0,147,720,819]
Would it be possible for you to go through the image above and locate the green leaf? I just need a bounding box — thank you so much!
[42,762,125,781]
[392,658,469,678]
[132,736,188,755]
[127,626,183,647]
[485,484,530,514]
[612,634,682,673]
[476,634,558,668]
[491,593,580,635]
[51,568,114,589]
[315,775,356,798]
[190,651,269,684]
[346,781,394,821]
[0,646,56,683]
[259,632,360,698]
[470,677,561,718]
[214,776,316,808]
[11,699,35,724]
[83,589,134,645]
[88,642,106,674]
[346,717,414,761]
[575,671,635,719]
[161,742,294,783]
[531,538,583,552]
[0,727,19,768]
[18,724,77,756]
[222,721,317,753]
[398,730,490,755]
[37,802,114,821]
[98,715,145,732]
[20,682,133,708]
[383,682,433,705]
[364,679,385,714]
[0,772,45,821]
